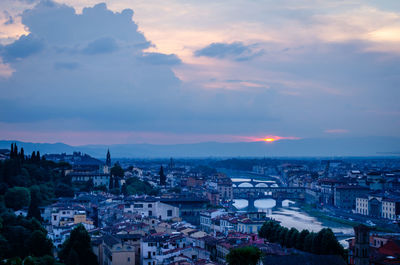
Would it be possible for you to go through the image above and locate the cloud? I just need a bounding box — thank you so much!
[194,42,263,61]
[3,11,14,25]
[139,53,181,65]
[82,37,118,55]
[1,34,44,62]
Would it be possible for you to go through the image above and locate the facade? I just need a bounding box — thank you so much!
[236,219,264,234]
[199,209,227,233]
[216,174,233,201]
[70,172,111,187]
[102,235,137,265]
[356,197,369,216]
[124,198,179,220]
[353,225,370,265]
[334,185,369,210]
[355,194,400,220]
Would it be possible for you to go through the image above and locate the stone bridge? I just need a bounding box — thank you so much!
[231,179,278,188]
[233,186,306,210]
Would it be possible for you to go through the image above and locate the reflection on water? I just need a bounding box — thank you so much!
[233,198,354,236]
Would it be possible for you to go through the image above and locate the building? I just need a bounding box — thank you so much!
[70,172,111,187]
[123,197,180,220]
[199,209,227,233]
[216,174,233,201]
[356,197,369,216]
[334,185,369,210]
[236,218,264,234]
[356,194,400,220]
[353,225,370,265]
[102,234,137,265]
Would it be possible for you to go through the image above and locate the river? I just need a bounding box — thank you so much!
[231,178,354,247]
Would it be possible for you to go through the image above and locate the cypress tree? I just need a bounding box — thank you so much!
[13,143,18,158]
[10,143,14,159]
[36,151,40,162]
[19,148,25,161]
[31,151,36,162]
[159,166,166,186]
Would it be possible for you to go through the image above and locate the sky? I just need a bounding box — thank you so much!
[0,0,399,145]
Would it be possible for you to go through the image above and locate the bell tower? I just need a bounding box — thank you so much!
[354,224,370,265]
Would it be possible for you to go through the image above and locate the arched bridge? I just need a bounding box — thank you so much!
[233,186,306,209]
[231,179,278,188]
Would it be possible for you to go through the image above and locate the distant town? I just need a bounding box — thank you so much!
[0,144,400,265]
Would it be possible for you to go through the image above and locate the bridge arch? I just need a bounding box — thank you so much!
[255,183,269,188]
[238,182,253,188]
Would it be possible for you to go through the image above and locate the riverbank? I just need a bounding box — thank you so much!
[299,202,395,233]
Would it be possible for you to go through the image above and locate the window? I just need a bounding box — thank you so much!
[134,204,143,208]
[167,210,172,217]
[148,204,152,208]
[127,257,130,262]
[53,216,57,221]
[149,211,152,216]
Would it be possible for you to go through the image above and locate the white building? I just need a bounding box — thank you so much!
[200,209,227,233]
[356,197,369,216]
[123,198,179,220]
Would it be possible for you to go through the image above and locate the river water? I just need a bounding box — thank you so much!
[232,178,354,247]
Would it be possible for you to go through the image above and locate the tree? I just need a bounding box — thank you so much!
[304,232,315,252]
[31,152,36,162]
[296,229,310,250]
[27,186,42,221]
[55,184,74,198]
[10,143,14,159]
[4,187,30,210]
[19,148,25,162]
[226,246,262,265]
[59,224,98,265]
[27,230,53,257]
[278,227,288,246]
[159,165,166,186]
[285,227,299,248]
[110,163,124,178]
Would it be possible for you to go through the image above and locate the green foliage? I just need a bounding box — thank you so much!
[159,166,166,185]
[59,224,98,265]
[226,246,262,265]
[5,187,31,211]
[27,230,53,257]
[54,183,74,198]
[296,229,309,250]
[123,177,158,196]
[258,220,345,257]
[192,165,217,176]
[28,186,43,221]
[0,212,52,260]
[110,163,124,177]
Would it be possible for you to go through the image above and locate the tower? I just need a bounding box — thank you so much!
[106,149,111,167]
[354,224,370,265]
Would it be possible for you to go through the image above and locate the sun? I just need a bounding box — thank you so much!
[264,138,276,142]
